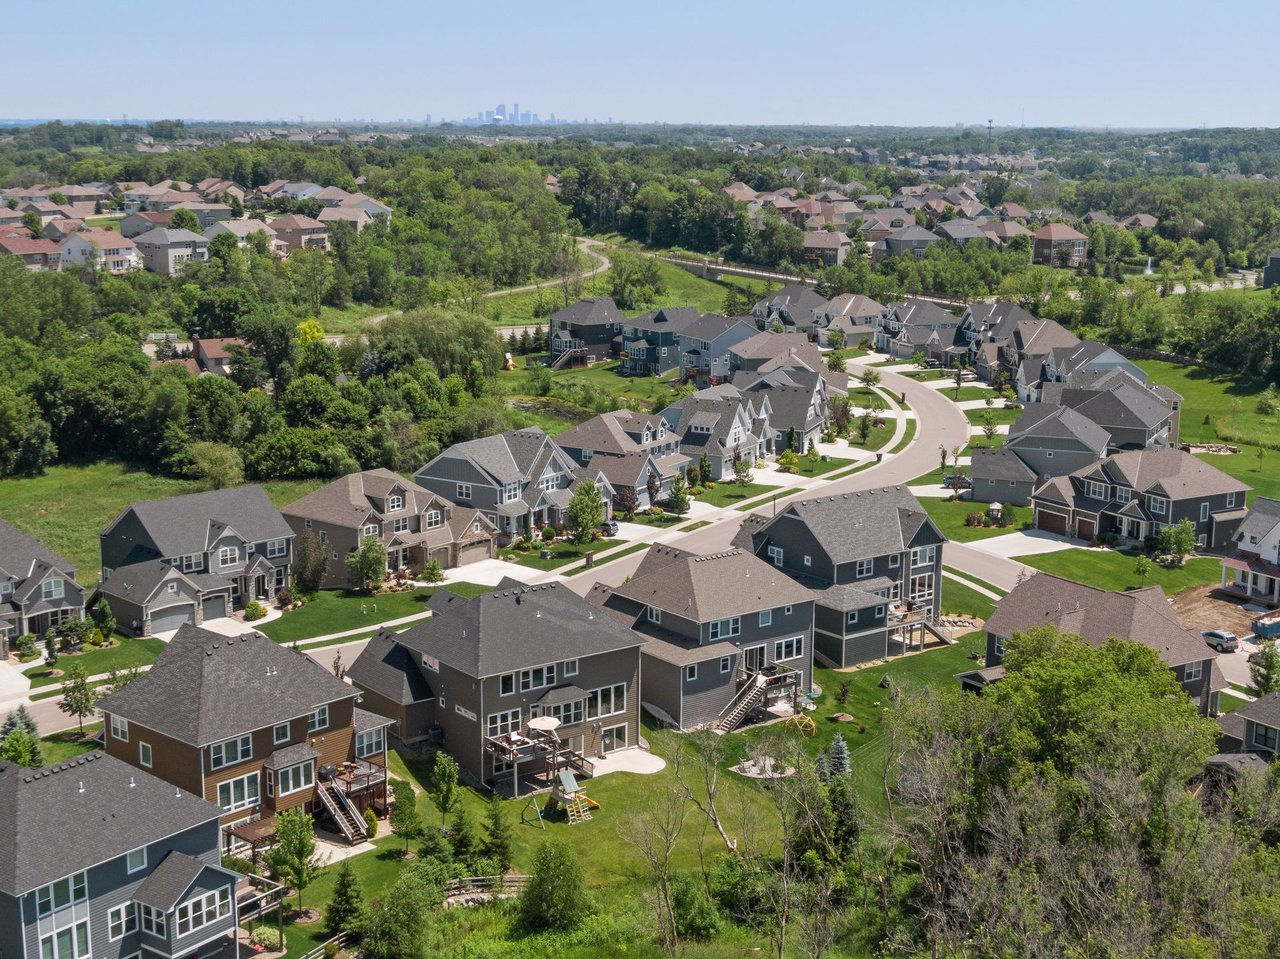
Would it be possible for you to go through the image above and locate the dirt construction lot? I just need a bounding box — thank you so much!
[1171,585,1264,640]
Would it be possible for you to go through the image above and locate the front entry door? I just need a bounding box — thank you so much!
[744,645,765,673]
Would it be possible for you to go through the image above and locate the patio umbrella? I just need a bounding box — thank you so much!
[527,716,561,732]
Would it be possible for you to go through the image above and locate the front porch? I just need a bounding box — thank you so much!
[1220,552,1280,606]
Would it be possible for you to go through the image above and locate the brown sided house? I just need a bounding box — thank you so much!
[959,572,1227,714]
[98,625,393,854]
[348,580,643,795]
[268,214,329,253]
[281,468,496,588]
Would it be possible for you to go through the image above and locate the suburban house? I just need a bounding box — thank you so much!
[0,236,61,271]
[727,331,848,394]
[877,224,941,260]
[963,572,1225,714]
[733,486,947,667]
[959,300,1037,378]
[171,202,232,230]
[58,230,140,273]
[192,337,246,377]
[99,625,392,851]
[1032,223,1088,267]
[660,385,773,480]
[1220,496,1280,604]
[548,297,623,367]
[621,307,702,377]
[317,206,372,232]
[555,411,690,510]
[1218,693,1280,757]
[589,545,816,730]
[348,580,642,793]
[981,218,1032,248]
[413,427,613,540]
[132,228,209,276]
[98,486,295,635]
[203,218,286,254]
[267,214,328,253]
[1038,376,1174,450]
[42,218,84,242]
[880,298,964,362]
[0,518,86,647]
[751,284,827,333]
[811,293,888,344]
[732,367,832,452]
[970,447,1040,506]
[1030,447,1249,547]
[678,313,758,388]
[936,219,991,249]
[120,210,171,238]
[0,751,241,959]
[1040,340,1147,389]
[802,230,852,266]
[281,468,497,588]
[1003,403,1112,476]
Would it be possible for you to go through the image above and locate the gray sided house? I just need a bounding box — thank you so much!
[811,294,889,346]
[678,314,758,388]
[732,367,831,453]
[876,224,941,262]
[1040,375,1174,451]
[0,519,85,646]
[281,468,497,589]
[1042,340,1146,388]
[556,411,690,510]
[413,428,613,542]
[548,297,623,367]
[751,284,827,334]
[727,331,848,396]
[1031,447,1249,547]
[347,579,643,794]
[880,298,963,361]
[732,486,947,668]
[0,751,239,959]
[1218,693,1280,757]
[970,447,1039,506]
[621,307,702,377]
[98,486,294,636]
[588,545,816,731]
[1003,403,1111,479]
[966,572,1225,715]
[660,385,772,480]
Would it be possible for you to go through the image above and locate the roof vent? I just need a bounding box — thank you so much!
[535,610,542,618]
[129,777,136,789]
[77,781,84,794]
[175,787,181,798]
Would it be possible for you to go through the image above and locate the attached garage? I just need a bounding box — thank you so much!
[1036,510,1068,536]
[150,604,195,634]
[1076,518,1096,541]
[457,541,492,565]
[202,595,227,621]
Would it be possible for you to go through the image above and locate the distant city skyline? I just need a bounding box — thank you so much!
[8,0,1280,129]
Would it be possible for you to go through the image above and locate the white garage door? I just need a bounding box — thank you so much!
[150,604,195,634]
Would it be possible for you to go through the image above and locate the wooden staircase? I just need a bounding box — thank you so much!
[715,672,768,733]
[565,795,593,825]
[318,781,367,844]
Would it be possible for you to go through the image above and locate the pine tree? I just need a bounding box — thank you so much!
[325,860,364,936]
[1,705,37,740]
[828,733,850,778]
[450,803,479,867]
[482,795,513,870]
[815,750,830,782]
[389,779,422,854]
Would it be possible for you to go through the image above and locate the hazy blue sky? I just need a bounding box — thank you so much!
[8,0,1276,128]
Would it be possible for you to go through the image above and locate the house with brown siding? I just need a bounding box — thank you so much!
[99,625,392,854]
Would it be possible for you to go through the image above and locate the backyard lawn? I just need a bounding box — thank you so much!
[962,435,1006,454]
[0,463,323,577]
[941,578,999,620]
[965,406,1022,426]
[500,538,623,571]
[1014,548,1221,594]
[695,481,775,507]
[912,494,1023,542]
[938,386,997,402]
[25,638,165,688]
[498,357,681,414]
[315,302,391,336]
[40,724,102,764]
[258,583,490,644]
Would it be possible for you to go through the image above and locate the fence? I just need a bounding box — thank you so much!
[298,932,349,959]
[444,874,530,898]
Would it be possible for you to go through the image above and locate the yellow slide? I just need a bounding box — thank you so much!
[571,792,600,810]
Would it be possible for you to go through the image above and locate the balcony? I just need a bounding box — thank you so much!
[331,758,386,797]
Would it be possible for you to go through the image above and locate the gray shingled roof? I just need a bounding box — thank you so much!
[98,559,207,605]
[282,469,445,528]
[392,581,642,678]
[0,519,75,579]
[1236,497,1280,547]
[346,632,434,705]
[97,625,357,746]
[1008,404,1111,453]
[133,852,217,911]
[353,707,394,732]
[971,447,1038,483]
[0,752,222,895]
[1229,691,1280,730]
[106,485,294,561]
[263,742,319,771]
[1090,448,1248,499]
[550,297,622,328]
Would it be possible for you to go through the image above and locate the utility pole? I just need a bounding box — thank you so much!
[987,118,993,153]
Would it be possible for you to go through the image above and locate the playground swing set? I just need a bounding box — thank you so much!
[521,770,600,828]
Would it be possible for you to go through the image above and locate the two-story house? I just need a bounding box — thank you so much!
[132,228,209,277]
[660,385,773,480]
[548,297,623,367]
[268,214,329,253]
[810,294,889,346]
[282,468,496,588]
[413,427,612,541]
[120,211,171,239]
[1032,223,1088,267]
[58,230,140,273]
[1038,378,1173,451]
[555,411,689,510]
[99,625,392,852]
[1218,693,1280,757]
[727,331,848,396]
[876,224,942,261]
[963,572,1225,714]
[98,486,295,636]
[589,545,816,731]
[732,367,831,453]
[1031,447,1249,547]
[0,751,241,959]
[621,307,702,377]
[678,314,758,387]
[0,518,86,648]
[348,579,642,796]
[802,230,852,266]
[0,236,61,271]
[733,486,947,667]
[203,219,286,254]
[877,298,962,358]
[751,284,826,334]
[1220,496,1280,604]
[971,404,1111,504]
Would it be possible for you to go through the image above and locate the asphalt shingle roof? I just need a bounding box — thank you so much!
[345,632,434,705]
[132,852,210,911]
[106,485,294,561]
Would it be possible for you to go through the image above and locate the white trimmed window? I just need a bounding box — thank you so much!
[889,554,900,568]
[273,722,290,745]
[1185,661,1203,682]
[276,761,314,796]
[1115,487,1131,502]
[362,523,379,539]
[209,735,251,770]
[586,683,626,719]
[487,708,521,738]
[307,705,329,732]
[563,659,579,677]
[217,773,260,812]
[500,673,515,695]
[110,715,128,741]
[393,517,409,533]
[139,904,165,936]
[267,539,287,558]
[720,656,732,673]
[767,545,783,566]
[647,606,661,624]
[218,546,239,568]
[356,726,385,759]
[855,559,873,578]
[36,872,87,918]
[456,483,472,500]
[1254,724,1278,751]
[847,610,859,625]
[1148,495,1168,516]
[109,904,137,940]
[1086,480,1106,500]
[758,609,772,628]
[175,887,231,937]
[42,579,64,601]
[685,664,697,682]
[875,605,885,619]
[388,494,404,511]
[519,664,555,692]
[1200,502,1210,522]
[1227,491,1238,508]
[549,699,584,726]
[180,553,200,572]
[774,637,804,661]
[138,742,152,768]
[126,847,147,874]
[40,920,89,959]
[425,510,443,529]
[910,545,936,566]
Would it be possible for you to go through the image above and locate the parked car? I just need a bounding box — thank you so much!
[1203,629,1240,653]
[943,473,972,489]
[600,519,619,536]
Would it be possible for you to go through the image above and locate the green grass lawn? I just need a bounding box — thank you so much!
[847,419,896,453]
[40,723,103,764]
[899,369,951,381]
[314,302,389,336]
[498,357,681,414]
[258,584,489,644]
[500,539,623,571]
[965,406,1022,426]
[888,417,918,453]
[0,462,324,578]
[786,455,855,477]
[564,540,650,575]
[1014,548,1221,595]
[1219,691,1251,712]
[84,216,118,231]
[25,638,165,688]
[677,519,711,532]
[962,435,1006,454]
[941,578,998,620]
[944,565,1008,596]
[940,386,997,402]
[913,494,1022,542]
[624,510,684,528]
[695,481,775,508]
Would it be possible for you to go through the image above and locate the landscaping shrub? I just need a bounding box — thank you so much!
[244,600,267,622]
[540,525,556,543]
[275,587,294,608]
[363,806,378,837]
[251,927,283,951]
